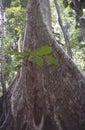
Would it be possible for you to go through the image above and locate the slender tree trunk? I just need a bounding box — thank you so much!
[72,0,85,41]
[0,0,85,130]
[0,0,7,121]
[54,0,72,58]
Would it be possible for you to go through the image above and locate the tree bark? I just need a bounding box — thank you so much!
[0,0,85,130]
[54,0,72,58]
[72,0,85,41]
[0,0,7,121]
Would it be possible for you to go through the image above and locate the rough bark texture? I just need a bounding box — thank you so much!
[0,0,85,130]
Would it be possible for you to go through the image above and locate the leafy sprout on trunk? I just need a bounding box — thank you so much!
[8,45,58,71]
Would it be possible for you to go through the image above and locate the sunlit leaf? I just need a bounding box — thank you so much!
[35,57,44,67]
[44,55,58,65]
[29,56,44,67]
[32,46,52,56]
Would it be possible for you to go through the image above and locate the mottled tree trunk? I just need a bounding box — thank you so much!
[0,0,85,130]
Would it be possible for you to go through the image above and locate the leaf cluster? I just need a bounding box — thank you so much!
[8,46,58,71]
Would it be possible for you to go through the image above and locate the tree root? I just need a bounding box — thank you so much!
[0,109,13,130]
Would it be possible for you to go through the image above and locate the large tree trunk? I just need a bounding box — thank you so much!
[0,0,85,130]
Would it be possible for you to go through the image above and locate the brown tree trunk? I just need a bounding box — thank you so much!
[0,0,85,130]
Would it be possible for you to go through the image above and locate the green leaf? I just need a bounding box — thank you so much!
[33,46,52,56]
[8,50,17,55]
[15,56,24,61]
[29,56,44,67]
[44,55,58,65]
[8,50,24,56]
[79,44,85,49]
[34,57,44,67]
